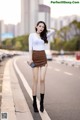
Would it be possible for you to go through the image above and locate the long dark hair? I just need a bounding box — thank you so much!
[35,21,48,43]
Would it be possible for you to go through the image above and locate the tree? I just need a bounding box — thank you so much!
[14,41,22,50]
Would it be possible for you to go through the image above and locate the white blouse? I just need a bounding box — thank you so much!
[29,29,55,51]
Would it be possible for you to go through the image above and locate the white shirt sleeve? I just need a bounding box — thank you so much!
[29,34,33,51]
[47,29,55,39]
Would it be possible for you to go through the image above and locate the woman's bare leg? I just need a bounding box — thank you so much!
[32,67,39,96]
[39,64,47,112]
[32,67,39,112]
[40,64,47,94]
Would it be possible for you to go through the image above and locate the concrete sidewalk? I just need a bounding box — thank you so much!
[1,59,33,120]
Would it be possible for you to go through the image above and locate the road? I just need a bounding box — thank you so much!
[13,55,80,120]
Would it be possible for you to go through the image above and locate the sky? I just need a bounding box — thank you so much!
[0,0,80,24]
[0,0,20,24]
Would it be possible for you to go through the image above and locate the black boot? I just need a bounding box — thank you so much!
[33,96,39,112]
[40,94,44,112]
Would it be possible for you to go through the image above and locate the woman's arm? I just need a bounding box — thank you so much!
[47,29,55,39]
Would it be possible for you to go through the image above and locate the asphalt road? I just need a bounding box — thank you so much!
[14,55,80,120]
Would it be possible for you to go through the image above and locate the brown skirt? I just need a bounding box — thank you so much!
[32,50,47,67]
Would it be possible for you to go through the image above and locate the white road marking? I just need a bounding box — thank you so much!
[54,68,60,72]
[14,59,51,120]
[64,72,73,76]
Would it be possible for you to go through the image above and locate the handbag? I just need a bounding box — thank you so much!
[27,61,36,68]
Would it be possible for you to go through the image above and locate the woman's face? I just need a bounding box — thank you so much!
[36,23,45,34]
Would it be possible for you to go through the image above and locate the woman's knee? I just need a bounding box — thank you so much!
[40,79,45,84]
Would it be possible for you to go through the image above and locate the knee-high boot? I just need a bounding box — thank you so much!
[33,96,39,112]
[40,94,44,112]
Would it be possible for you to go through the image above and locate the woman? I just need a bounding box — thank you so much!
[28,21,54,113]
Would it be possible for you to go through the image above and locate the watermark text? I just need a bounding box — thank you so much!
[50,1,80,4]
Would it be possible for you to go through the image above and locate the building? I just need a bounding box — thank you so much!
[51,18,57,29]
[14,23,21,37]
[21,0,30,35]
[0,20,5,42]
[5,24,15,36]
[29,0,39,33]
[39,0,43,4]
[38,4,50,28]
[51,15,80,30]
[21,0,39,34]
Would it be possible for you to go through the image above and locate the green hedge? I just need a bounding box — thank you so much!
[50,35,80,51]
[2,34,29,51]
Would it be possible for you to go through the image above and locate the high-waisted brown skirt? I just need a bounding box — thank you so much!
[32,50,47,67]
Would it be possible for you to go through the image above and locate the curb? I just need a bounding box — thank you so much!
[1,59,17,120]
[1,58,34,120]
